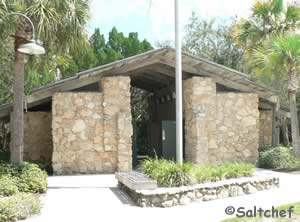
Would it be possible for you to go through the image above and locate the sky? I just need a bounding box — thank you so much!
[87,0,260,46]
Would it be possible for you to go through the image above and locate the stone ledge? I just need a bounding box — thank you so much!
[115,171,157,190]
[117,175,280,207]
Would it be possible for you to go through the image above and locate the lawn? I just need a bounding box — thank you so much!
[222,202,300,222]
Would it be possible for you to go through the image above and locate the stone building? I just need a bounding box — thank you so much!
[0,48,289,175]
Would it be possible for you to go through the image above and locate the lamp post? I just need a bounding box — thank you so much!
[175,0,183,163]
[4,12,45,164]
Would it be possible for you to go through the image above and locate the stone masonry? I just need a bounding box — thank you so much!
[52,76,132,175]
[184,77,259,164]
[101,76,133,172]
[259,110,273,147]
[184,77,217,164]
[24,112,53,167]
[216,93,259,163]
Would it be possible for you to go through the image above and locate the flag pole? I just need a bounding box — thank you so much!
[175,0,183,163]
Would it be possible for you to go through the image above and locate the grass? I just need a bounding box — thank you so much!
[142,159,255,187]
[222,202,300,222]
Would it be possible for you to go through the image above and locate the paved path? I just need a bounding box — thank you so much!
[24,170,300,222]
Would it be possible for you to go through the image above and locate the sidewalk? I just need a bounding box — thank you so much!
[24,169,300,222]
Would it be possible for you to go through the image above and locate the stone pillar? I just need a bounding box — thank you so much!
[183,77,217,164]
[101,76,132,172]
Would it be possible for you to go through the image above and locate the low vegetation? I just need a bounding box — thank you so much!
[258,146,300,171]
[142,159,255,187]
[0,162,47,222]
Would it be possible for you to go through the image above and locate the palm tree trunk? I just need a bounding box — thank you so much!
[281,116,290,146]
[10,51,25,164]
[288,67,300,157]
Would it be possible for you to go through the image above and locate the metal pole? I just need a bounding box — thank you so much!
[4,13,36,39]
[175,0,183,163]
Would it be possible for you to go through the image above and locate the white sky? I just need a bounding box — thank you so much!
[87,0,292,45]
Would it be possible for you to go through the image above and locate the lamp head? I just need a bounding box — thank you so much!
[17,39,46,55]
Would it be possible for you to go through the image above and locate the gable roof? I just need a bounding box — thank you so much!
[0,48,279,119]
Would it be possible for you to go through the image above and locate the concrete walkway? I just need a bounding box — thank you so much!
[24,170,300,222]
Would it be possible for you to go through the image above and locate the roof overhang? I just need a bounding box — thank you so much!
[0,48,280,119]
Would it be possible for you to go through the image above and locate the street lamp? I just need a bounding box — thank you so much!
[7,12,46,55]
[3,12,45,164]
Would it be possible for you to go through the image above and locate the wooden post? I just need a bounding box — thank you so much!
[272,97,280,146]
[10,51,25,164]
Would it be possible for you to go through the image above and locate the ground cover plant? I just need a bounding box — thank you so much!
[142,159,255,187]
[0,162,47,222]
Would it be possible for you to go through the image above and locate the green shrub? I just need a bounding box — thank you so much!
[0,193,41,222]
[0,163,20,177]
[258,146,300,170]
[0,162,47,194]
[17,163,48,193]
[222,163,254,178]
[143,159,192,187]
[192,163,255,183]
[0,176,18,196]
[0,199,16,222]
[142,159,255,187]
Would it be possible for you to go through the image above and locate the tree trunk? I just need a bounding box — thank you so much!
[10,51,25,164]
[288,67,300,157]
[281,116,290,146]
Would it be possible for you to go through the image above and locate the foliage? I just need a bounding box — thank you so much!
[17,163,48,193]
[0,176,18,196]
[258,146,300,170]
[0,162,47,194]
[232,0,300,99]
[142,159,192,187]
[252,33,300,155]
[0,0,90,104]
[142,159,255,187]
[191,163,254,183]
[0,193,41,222]
[233,0,300,51]
[184,13,245,71]
[0,162,45,221]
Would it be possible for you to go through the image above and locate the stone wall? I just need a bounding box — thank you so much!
[101,76,133,172]
[52,76,132,175]
[216,93,259,163]
[119,175,279,207]
[184,77,217,164]
[184,77,260,165]
[259,110,273,147]
[24,112,53,167]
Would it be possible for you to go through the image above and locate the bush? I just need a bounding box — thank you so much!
[0,162,47,194]
[0,193,41,222]
[192,163,254,183]
[143,159,255,187]
[258,146,300,170]
[0,163,20,177]
[17,163,48,193]
[0,176,18,196]
[143,159,192,187]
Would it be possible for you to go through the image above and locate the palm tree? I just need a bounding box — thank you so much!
[233,0,300,51]
[233,0,300,82]
[253,34,300,157]
[0,0,90,164]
